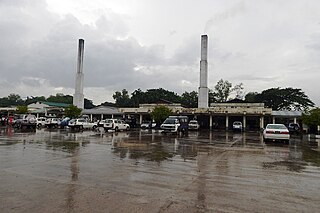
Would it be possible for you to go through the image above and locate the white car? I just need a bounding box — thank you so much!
[188,120,200,130]
[68,118,97,130]
[263,124,290,143]
[103,119,130,132]
[232,121,243,131]
[141,121,157,129]
[36,117,47,127]
[45,118,60,128]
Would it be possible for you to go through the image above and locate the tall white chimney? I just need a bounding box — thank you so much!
[73,39,85,109]
[198,35,209,108]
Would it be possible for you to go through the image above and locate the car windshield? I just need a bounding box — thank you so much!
[190,121,197,124]
[267,124,287,129]
[233,122,241,125]
[105,119,113,123]
[163,118,176,124]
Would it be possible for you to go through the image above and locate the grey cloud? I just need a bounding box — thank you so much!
[204,1,246,32]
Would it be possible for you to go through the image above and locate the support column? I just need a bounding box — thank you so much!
[100,114,103,120]
[243,115,246,131]
[293,117,297,124]
[272,116,276,124]
[226,115,229,130]
[260,116,264,129]
[209,114,213,130]
[111,114,114,119]
[139,114,143,125]
[90,114,93,121]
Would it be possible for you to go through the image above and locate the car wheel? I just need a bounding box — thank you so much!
[115,127,119,132]
[79,125,84,131]
[126,126,130,131]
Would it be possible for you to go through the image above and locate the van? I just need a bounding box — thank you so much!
[160,116,188,133]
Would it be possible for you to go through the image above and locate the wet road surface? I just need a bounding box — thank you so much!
[0,127,320,212]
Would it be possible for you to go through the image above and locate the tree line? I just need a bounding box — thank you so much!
[0,93,95,109]
[113,79,315,111]
[0,79,315,111]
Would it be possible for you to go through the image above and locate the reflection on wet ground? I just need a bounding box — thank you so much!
[0,126,320,212]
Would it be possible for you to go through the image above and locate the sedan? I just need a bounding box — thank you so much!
[263,124,290,143]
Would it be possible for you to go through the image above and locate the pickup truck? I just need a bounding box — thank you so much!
[68,118,98,130]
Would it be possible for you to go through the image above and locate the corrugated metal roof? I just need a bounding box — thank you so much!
[41,102,70,107]
[271,111,302,117]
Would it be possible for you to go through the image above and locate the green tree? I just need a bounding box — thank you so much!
[113,89,133,107]
[84,98,95,109]
[244,92,258,103]
[24,96,46,105]
[181,91,198,108]
[131,89,144,107]
[65,105,82,118]
[209,89,217,105]
[150,106,172,124]
[302,108,320,127]
[245,87,314,110]
[47,93,73,104]
[16,105,28,114]
[214,79,233,102]
[131,88,181,105]
[232,83,244,100]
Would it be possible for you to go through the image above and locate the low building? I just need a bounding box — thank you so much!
[28,101,70,117]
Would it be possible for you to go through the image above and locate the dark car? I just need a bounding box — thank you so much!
[287,123,300,134]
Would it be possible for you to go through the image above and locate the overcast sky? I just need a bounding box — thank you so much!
[0,0,320,106]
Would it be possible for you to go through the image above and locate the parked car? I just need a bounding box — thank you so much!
[68,118,97,130]
[232,121,243,131]
[45,118,60,128]
[287,123,301,134]
[59,117,71,128]
[263,124,290,143]
[160,116,189,133]
[188,120,200,130]
[141,121,157,129]
[36,117,47,128]
[103,119,130,132]
[14,114,37,130]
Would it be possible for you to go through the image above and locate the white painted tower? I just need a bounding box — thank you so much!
[73,39,85,109]
[198,35,209,108]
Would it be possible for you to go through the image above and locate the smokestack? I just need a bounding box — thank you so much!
[198,35,209,108]
[73,39,85,109]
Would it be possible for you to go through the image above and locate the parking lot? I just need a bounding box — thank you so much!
[1,127,320,212]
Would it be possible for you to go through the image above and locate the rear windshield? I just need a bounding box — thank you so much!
[267,124,287,129]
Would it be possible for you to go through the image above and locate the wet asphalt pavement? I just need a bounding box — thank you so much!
[0,127,320,213]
